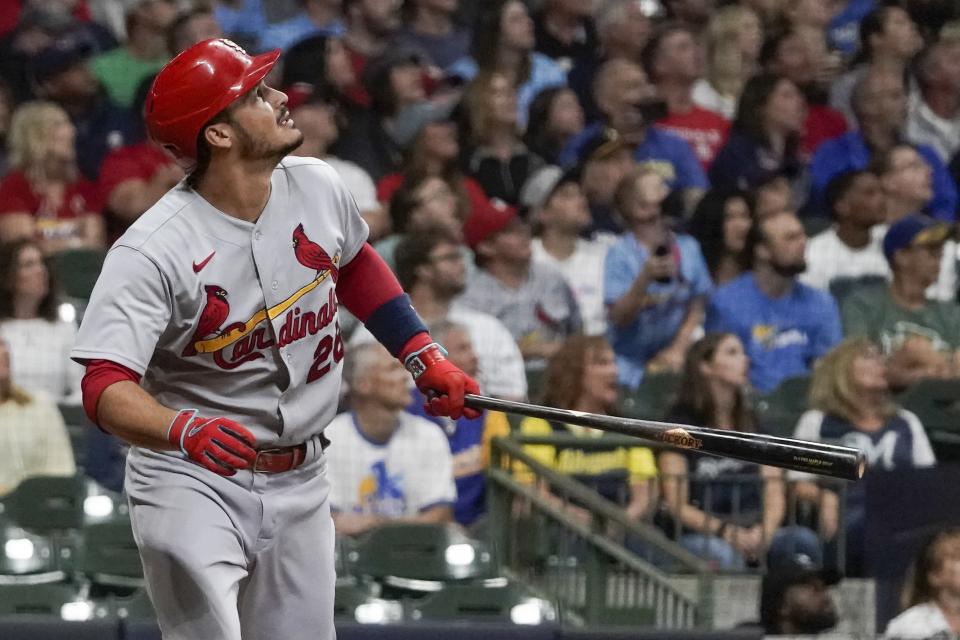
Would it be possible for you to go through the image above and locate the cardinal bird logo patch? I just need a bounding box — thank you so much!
[182,285,230,356]
[292,223,340,282]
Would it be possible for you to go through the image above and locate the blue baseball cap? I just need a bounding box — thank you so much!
[31,35,94,85]
[882,214,953,264]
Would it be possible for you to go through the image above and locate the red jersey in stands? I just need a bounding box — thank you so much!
[98,142,177,241]
[801,105,848,159]
[0,171,100,242]
[377,173,512,226]
[657,107,730,170]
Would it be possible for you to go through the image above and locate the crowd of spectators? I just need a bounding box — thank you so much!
[3,0,960,634]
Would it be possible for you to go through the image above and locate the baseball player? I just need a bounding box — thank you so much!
[70,38,479,640]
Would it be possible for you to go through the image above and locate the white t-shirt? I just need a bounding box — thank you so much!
[325,156,378,213]
[349,306,529,400]
[884,602,955,639]
[531,237,609,336]
[325,411,456,517]
[691,79,736,120]
[0,318,84,404]
[800,225,890,292]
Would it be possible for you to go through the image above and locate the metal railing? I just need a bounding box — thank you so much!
[488,436,713,629]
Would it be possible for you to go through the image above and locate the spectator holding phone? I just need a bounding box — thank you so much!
[604,168,712,389]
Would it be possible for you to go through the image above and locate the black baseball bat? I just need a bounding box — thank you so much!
[463,394,865,481]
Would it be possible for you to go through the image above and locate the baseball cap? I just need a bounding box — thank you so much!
[519,165,581,213]
[388,100,456,151]
[576,126,632,167]
[759,551,840,631]
[462,204,520,249]
[31,36,94,85]
[882,214,954,263]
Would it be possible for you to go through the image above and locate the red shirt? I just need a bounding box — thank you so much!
[802,105,848,158]
[657,106,730,170]
[0,170,100,242]
[98,143,174,203]
[376,173,512,225]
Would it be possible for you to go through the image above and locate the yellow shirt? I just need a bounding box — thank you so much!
[515,417,658,486]
[0,391,76,495]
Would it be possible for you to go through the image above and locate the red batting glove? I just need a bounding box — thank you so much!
[167,409,257,476]
[404,342,481,419]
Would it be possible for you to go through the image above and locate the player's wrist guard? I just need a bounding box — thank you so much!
[403,342,448,379]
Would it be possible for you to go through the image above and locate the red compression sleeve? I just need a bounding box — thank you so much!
[335,243,404,321]
[81,359,142,426]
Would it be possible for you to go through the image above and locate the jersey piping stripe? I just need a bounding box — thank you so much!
[192,270,332,354]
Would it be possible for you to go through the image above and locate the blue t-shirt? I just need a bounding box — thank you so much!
[705,274,842,392]
[604,233,713,388]
[257,14,345,52]
[809,132,958,220]
[408,392,488,526]
[560,122,708,190]
[827,0,876,57]
[446,53,567,129]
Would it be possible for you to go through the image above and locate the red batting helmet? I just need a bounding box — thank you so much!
[144,38,281,165]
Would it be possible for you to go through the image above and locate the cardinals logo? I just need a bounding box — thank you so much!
[182,223,343,364]
[293,223,339,282]
[182,285,229,356]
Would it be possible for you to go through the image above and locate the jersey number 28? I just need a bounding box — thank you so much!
[307,322,345,383]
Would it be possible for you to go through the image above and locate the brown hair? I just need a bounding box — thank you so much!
[541,335,614,411]
[902,528,960,609]
[462,71,516,148]
[670,333,756,432]
[809,337,895,423]
[0,238,59,322]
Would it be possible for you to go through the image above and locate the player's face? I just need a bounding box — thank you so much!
[228,82,303,162]
[581,345,619,411]
[13,244,49,302]
[441,328,478,378]
[702,335,749,389]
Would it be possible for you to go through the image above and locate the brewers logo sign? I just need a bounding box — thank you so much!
[656,428,703,450]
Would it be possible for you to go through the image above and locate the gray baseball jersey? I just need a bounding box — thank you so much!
[71,156,368,640]
[72,156,368,447]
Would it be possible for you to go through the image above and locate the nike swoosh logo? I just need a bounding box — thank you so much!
[187,422,205,438]
[193,251,216,273]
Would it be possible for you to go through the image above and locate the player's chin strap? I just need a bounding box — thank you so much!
[402,342,448,379]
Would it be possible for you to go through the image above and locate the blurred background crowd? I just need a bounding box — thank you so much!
[3,0,960,636]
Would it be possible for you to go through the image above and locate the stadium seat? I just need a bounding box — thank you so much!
[102,589,155,620]
[0,521,65,583]
[897,379,960,461]
[408,581,554,624]
[78,518,144,588]
[755,376,811,437]
[619,373,682,421]
[1,475,87,533]
[350,523,499,587]
[58,404,91,470]
[0,584,79,616]
[333,580,380,620]
[48,248,107,301]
